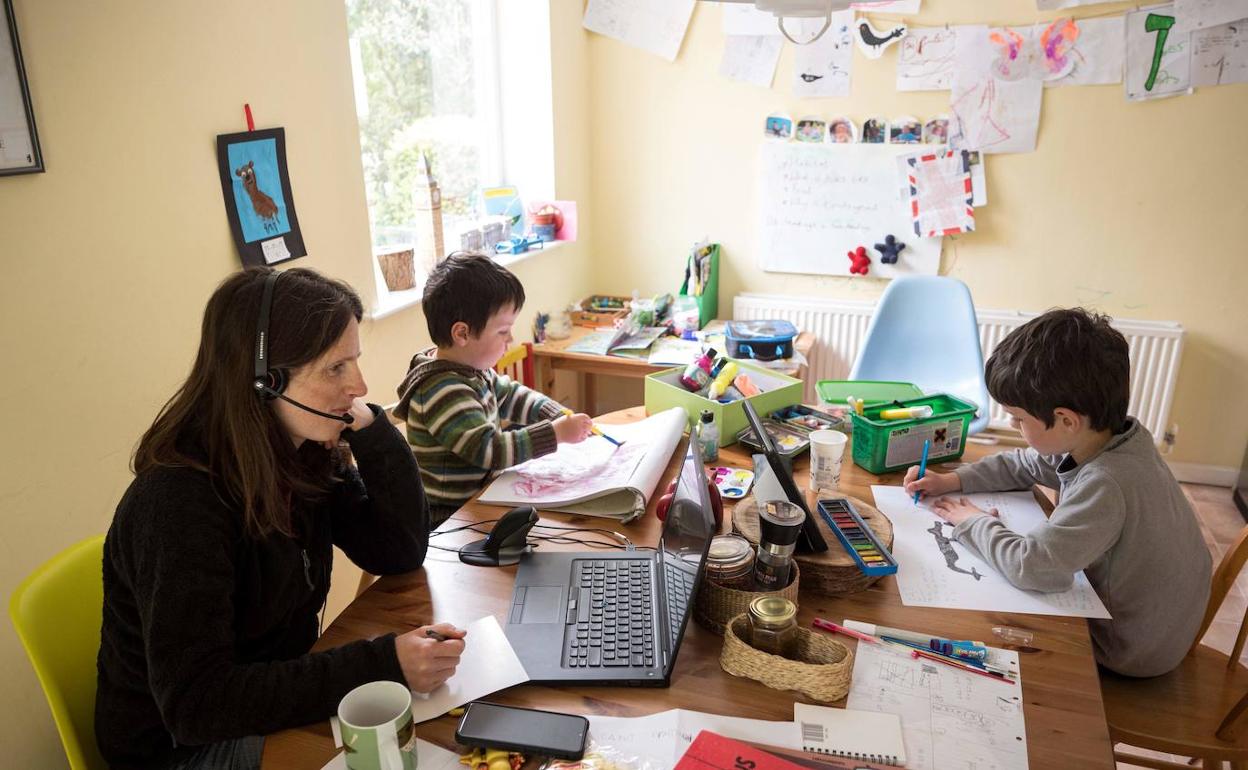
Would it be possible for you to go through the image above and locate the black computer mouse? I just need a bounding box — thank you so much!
[459,506,538,567]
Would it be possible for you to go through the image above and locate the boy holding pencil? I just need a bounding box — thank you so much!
[395,252,593,525]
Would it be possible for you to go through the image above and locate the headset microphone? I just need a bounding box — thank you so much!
[253,272,355,426]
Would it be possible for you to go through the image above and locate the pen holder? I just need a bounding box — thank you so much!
[694,563,800,636]
[720,614,853,702]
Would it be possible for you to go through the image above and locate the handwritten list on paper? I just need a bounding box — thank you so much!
[583,0,696,62]
[757,142,942,278]
[1191,19,1248,85]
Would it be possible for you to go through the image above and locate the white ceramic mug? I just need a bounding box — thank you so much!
[808,429,848,494]
[338,681,418,770]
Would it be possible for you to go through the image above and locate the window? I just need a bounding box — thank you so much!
[347,0,502,260]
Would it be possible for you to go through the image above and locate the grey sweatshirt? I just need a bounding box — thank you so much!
[952,419,1211,677]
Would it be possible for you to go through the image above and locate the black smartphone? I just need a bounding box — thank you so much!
[454,702,589,759]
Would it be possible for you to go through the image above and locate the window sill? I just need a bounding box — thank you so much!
[366,240,567,321]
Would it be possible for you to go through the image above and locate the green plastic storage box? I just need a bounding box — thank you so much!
[850,393,977,474]
[644,362,802,447]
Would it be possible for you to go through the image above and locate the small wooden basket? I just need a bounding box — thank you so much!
[720,613,853,702]
[377,247,416,292]
[694,562,800,636]
[569,295,630,327]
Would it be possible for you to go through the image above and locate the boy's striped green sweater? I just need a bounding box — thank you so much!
[393,350,565,509]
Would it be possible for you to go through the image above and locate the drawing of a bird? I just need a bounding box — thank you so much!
[859,22,905,48]
[800,73,824,83]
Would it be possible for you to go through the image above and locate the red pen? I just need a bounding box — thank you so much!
[812,618,881,645]
[910,649,1015,685]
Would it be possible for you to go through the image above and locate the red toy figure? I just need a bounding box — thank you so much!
[847,246,871,275]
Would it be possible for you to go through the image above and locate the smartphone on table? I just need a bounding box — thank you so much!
[455,702,589,760]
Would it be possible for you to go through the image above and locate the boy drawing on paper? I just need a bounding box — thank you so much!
[395,252,592,525]
[905,309,1211,677]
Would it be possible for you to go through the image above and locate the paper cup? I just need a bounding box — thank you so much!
[808,430,848,494]
[338,681,417,770]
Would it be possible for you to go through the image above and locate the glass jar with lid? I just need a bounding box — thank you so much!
[704,535,755,590]
[747,596,799,659]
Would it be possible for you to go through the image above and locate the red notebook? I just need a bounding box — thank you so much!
[676,731,896,770]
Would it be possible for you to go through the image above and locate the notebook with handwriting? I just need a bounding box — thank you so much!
[795,703,907,767]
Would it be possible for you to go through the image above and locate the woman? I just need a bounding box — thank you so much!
[96,267,464,770]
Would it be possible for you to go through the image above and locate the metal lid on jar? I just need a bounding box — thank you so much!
[748,596,797,627]
[707,535,753,567]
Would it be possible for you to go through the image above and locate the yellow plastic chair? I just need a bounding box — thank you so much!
[9,535,107,770]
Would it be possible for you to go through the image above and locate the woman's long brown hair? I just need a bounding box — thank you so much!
[133,267,364,538]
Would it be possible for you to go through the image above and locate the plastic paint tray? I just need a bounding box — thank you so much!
[735,419,811,458]
[708,466,755,499]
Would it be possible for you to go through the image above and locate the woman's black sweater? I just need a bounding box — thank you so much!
[95,406,428,769]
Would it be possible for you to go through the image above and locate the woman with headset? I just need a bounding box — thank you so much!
[95,267,462,769]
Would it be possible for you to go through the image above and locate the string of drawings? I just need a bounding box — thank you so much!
[584,0,1248,276]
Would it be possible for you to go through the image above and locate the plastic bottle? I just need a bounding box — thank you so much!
[706,360,739,401]
[680,347,717,392]
[698,410,719,462]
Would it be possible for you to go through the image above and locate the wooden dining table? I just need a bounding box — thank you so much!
[262,407,1115,769]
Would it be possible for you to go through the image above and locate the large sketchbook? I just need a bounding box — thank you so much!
[477,407,687,522]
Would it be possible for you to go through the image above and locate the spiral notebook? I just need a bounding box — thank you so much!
[794,703,907,767]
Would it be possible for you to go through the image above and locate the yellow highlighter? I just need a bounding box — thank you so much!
[560,408,624,447]
[879,405,933,421]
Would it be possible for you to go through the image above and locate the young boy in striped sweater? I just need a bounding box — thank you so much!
[395,252,593,525]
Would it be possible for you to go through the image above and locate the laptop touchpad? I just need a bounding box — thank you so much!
[517,586,562,623]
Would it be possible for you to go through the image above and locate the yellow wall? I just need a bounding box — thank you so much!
[0,0,591,765]
[586,0,1248,469]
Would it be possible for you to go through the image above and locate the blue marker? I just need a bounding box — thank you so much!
[913,439,930,504]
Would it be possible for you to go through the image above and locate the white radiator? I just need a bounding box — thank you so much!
[733,293,1185,439]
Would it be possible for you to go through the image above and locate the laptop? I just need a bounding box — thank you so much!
[504,436,716,686]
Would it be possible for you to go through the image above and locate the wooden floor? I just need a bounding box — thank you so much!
[1116,484,1246,769]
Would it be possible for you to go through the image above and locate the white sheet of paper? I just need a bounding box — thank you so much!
[870,485,1112,619]
[1045,16,1127,86]
[1037,0,1113,7]
[896,26,961,91]
[949,25,1043,154]
[723,4,781,36]
[583,0,696,62]
[585,709,801,770]
[1176,0,1248,29]
[321,739,464,770]
[847,639,1028,770]
[1191,18,1248,84]
[1126,5,1193,100]
[720,35,785,88]
[409,616,529,723]
[793,12,856,97]
[758,142,943,278]
[853,0,922,12]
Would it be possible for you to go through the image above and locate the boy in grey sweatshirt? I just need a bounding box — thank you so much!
[904,308,1211,677]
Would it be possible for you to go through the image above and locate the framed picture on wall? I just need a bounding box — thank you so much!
[1,0,44,176]
[215,127,307,267]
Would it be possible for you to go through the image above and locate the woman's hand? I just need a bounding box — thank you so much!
[902,467,961,501]
[346,398,375,431]
[932,496,1000,527]
[394,622,466,693]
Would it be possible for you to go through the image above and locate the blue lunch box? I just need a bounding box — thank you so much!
[725,319,798,361]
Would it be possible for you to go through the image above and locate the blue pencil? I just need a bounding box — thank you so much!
[914,439,930,504]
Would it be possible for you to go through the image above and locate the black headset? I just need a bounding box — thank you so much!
[253,271,354,425]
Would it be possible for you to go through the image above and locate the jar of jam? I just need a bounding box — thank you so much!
[747,596,799,659]
[704,535,755,589]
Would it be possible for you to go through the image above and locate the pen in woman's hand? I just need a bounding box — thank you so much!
[425,629,449,642]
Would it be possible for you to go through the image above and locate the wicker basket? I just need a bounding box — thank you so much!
[694,562,800,636]
[377,247,416,291]
[720,613,853,702]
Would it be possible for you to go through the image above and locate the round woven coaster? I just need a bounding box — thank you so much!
[733,494,893,596]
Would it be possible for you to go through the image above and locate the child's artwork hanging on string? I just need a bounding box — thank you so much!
[215,127,307,267]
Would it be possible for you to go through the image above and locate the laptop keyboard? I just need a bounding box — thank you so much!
[563,559,655,668]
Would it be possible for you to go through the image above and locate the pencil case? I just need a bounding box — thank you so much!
[817,498,898,576]
[725,320,798,361]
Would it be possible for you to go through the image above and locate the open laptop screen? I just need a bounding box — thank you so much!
[656,434,715,654]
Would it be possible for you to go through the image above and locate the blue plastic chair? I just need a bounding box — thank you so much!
[849,276,991,434]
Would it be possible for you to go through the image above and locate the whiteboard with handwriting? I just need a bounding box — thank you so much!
[757,142,943,277]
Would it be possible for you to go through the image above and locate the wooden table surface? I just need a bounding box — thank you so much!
[262,408,1114,769]
[531,321,814,415]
